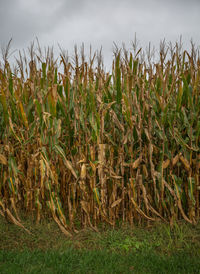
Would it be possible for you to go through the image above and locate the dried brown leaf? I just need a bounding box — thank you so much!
[0,154,7,165]
[111,198,122,208]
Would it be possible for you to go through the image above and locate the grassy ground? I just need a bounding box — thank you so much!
[1,216,200,273]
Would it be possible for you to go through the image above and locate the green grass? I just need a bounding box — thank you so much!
[1,216,200,273]
[1,248,200,274]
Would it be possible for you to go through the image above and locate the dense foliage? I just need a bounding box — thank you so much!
[0,40,199,235]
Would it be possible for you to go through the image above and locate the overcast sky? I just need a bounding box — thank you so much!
[0,0,200,70]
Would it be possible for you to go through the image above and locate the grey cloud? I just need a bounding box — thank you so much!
[0,0,77,47]
[0,0,199,69]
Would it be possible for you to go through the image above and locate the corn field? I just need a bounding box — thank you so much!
[0,40,200,236]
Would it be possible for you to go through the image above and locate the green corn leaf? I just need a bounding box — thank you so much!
[115,53,122,105]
